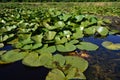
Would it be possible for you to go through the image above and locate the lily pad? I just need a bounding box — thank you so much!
[66,68,86,80]
[77,42,99,51]
[96,26,109,36]
[102,41,120,50]
[56,43,76,52]
[65,56,88,72]
[0,43,4,48]
[22,52,41,67]
[46,69,65,80]
[1,49,28,63]
[53,54,65,68]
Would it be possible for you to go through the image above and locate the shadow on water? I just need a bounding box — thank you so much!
[0,35,120,80]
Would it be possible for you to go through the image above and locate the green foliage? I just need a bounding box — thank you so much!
[77,42,99,51]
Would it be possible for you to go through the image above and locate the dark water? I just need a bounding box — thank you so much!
[0,35,120,80]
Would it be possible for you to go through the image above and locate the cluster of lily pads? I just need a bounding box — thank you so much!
[0,8,120,80]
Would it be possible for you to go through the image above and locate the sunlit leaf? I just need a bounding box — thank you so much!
[46,69,65,80]
[96,26,109,36]
[102,41,120,50]
[1,50,28,63]
[56,43,76,52]
[77,42,99,51]
[65,56,88,72]
[0,43,4,48]
[53,54,65,68]
[66,68,86,80]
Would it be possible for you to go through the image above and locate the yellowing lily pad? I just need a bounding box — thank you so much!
[102,41,120,50]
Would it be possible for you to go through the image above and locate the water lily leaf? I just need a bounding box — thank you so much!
[72,28,84,39]
[0,60,10,64]
[46,69,65,80]
[84,26,96,35]
[31,34,43,43]
[59,14,71,21]
[96,26,109,36]
[55,36,67,44]
[22,52,41,67]
[44,31,56,40]
[22,44,33,50]
[65,56,88,72]
[54,21,65,28]
[63,30,72,39]
[77,42,99,51]
[0,43,4,48]
[39,53,53,68]
[31,43,42,49]
[102,41,120,50]
[69,40,79,45]
[75,15,84,22]
[66,68,86,80]
[38,45,56,54]
[53,54,65,68]
[56,43,76,52]
[1,50,28,63]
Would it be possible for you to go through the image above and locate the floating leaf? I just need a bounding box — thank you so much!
[69,40,79,44]
[37,45,56,54]
[1,50,28,63]
[55,36,67,44]
[84,26,96,35]
[102,41,120,50]
[46,69,65,80]
[75,15,84,22]
[44,31,56,40]
[31,43,42,49]
[66,68,86,80]
[53,54,65,68]
[56,43,76,52]
[65,56,88,72]
[31,34,43,43]
[22,52,41,67]
[54,21,65,28]
[96,26,109,36]
[0,43,4,48]
[72,28,84,39]
[77,42,99,51]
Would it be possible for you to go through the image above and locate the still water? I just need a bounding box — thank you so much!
[0,35,120,80]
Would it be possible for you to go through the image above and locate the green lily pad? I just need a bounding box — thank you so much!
[46,69,65,80]
[65,56,88,72]
[96,26,109,36]
[1,49,28,63]
[72,28,84,39]
[69,40,79,45]
[0,43,4,48]
[75,15,84,22]
[66,68,86,80]
[102,41,120,50]
[56,43,76,52]
[55,36,67,44]
[37,45,56,54]
[53,54,65,68]
[84,26,96,35]
[31,34,43,43]
[77,42,99,51]
[22,52,41,67]
[44,31,56,40]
